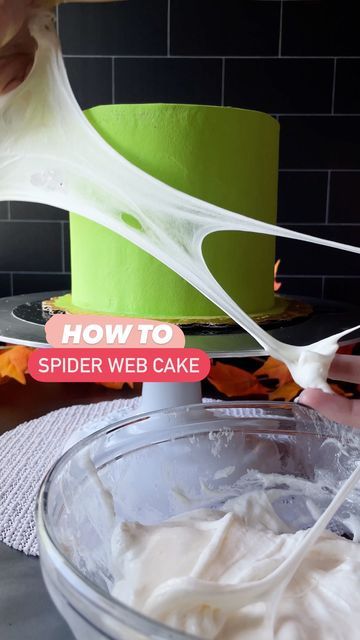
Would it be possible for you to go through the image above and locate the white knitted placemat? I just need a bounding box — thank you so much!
[0,397,140,556]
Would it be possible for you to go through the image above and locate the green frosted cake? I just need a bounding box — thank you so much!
[55,103,284,323]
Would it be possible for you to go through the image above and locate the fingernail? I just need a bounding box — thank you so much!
[294,392,304,404]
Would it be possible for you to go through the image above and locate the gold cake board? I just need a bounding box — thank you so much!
[43,295,313,330]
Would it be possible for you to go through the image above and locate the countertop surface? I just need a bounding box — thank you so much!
[0,542,73,640]
[0,378,140,640]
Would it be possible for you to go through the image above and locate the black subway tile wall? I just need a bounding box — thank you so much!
[281,2,360,57]
[10,202,68,222]
[277,277,323,300]
[1,0,360,305]
[0,222,62,272]
[63,223,71,273]
[170,0,280,56]
[65,58,113,110]
[0,275,11,298]
[0,203,8,220]
[114,58,222,105]
[59,0,168,55]
[324,278,360,306]
[12,274,71,296]
[225,59,333,114]
[279,116,360,170]
[335,60,360,114]
[329,173,360,223]
[277,172,328,224]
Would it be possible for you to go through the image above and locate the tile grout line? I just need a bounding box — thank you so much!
[325,170,331,223]
[276,274,360,279]
[4,219,360,226]
[0,271,71,275]
[7,202,10,220]
[280,169,360,173]
[321,276,325,299]
[111,57,115,104]
[278,0,283,57]
[279,222,358,226]
[62,55,360,60]
[273,113,360,116]
[61,223,65,273]
[221,58,225,106]
[9,273,13,296]
[331,58,337,114]
[0,219,69,223]
[167,0,171,57]
[0,271,356,277]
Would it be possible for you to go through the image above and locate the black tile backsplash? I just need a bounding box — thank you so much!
[0,222,62,272]
[277,171,328,224]
[171,0,280,56]
[335,60,360,114]
[12,274,71,296]
[276,225,360,275]
[279,116,360,170]
[65,57,113,110]
[0,274,11,298]
[2,0,360,305]
[282,1,360,57]
[59,0,167,56]
[0,203,8,220]
[114,58,222,105]
[277,276,323,300]
[225,59,333,114]
[10,202,68,221]
[329,172,360,223]
[63,223,71,273]
[324,277,360,306]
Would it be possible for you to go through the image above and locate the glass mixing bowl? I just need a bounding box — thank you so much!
[37,401,360,640]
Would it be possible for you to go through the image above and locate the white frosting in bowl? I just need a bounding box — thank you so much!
[111,491,360,639]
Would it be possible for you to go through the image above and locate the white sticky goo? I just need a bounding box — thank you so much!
[1,11,360,391]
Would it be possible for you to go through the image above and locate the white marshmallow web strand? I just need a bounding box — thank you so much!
[1,11,360,391]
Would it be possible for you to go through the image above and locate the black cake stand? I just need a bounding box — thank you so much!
[1,290,360,411]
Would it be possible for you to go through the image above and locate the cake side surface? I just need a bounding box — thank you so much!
[58,103,280,319]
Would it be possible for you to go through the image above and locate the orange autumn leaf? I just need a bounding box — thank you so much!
[208,361,268,398]
[99,381,134,390]
[330,383,353,398]
[0,345,33,385]
[274,259,282,292]
[336,344,355,356]
[269,381,302,401]
[255,357,292,387]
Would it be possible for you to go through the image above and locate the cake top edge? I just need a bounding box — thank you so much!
[84,103,279,127]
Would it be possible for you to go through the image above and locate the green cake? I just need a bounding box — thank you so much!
[55,103,284,323]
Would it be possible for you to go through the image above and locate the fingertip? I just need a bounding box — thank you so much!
[296,388,360,428]
[297,388,328,408]
[296,387,344,418]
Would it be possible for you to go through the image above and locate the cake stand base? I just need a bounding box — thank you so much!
[141,381,202,413]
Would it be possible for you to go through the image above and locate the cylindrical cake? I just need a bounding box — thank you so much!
[56,103,281,322]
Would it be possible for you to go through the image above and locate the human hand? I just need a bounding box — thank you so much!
[0,0,118,94]
[297,354,360,427]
